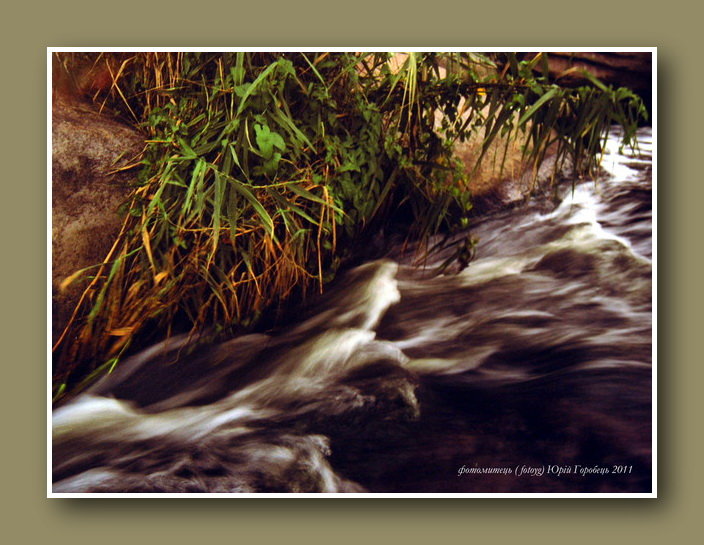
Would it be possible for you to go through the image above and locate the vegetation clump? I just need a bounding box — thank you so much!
[52,51,647,400]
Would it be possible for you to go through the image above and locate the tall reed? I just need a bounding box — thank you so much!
[52,52,647,400]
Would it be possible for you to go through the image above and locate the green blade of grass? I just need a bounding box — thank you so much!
[229,178,277,241]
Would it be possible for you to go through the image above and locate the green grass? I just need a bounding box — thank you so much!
[52,51,648,400]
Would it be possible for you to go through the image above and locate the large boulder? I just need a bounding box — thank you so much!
[51,92,144,345]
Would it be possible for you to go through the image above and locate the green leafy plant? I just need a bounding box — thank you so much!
[52,51,648,400]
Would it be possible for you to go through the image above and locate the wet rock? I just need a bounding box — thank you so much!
[544,52,650,90]
[528,52,653,114]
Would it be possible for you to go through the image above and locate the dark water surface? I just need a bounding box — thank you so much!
[52,127,653,494]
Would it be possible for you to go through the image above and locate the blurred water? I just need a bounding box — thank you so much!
[52,127,653,494]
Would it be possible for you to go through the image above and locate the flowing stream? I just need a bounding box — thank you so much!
[53,127,653,494]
